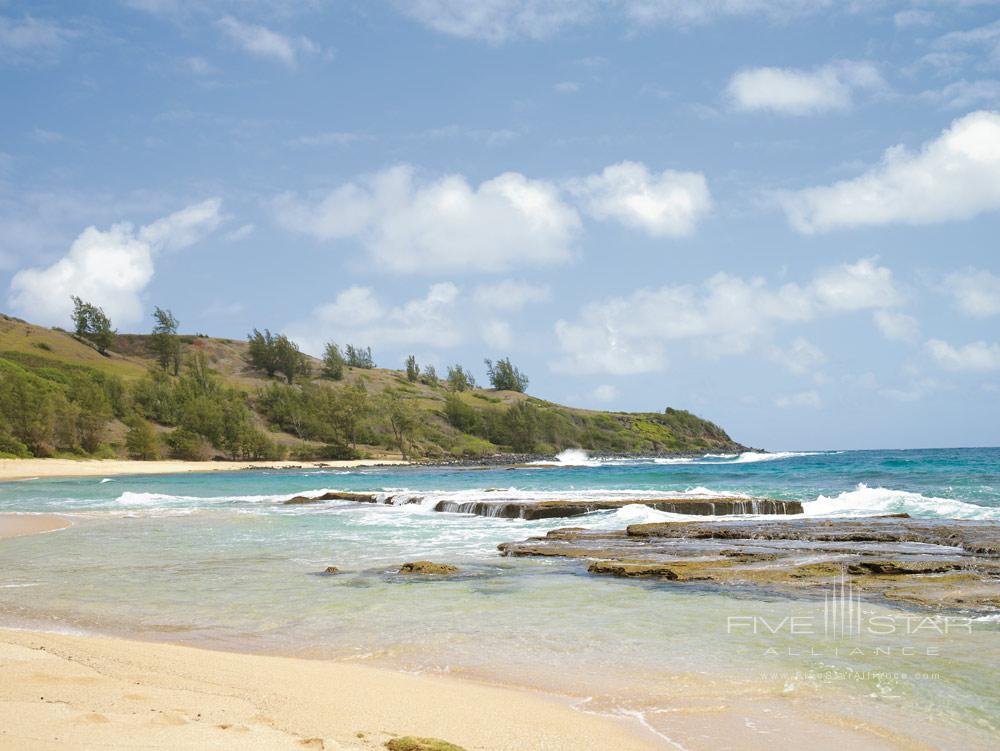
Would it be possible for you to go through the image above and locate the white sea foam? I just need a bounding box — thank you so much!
[654,451,822,465]
[529,448,602,467]
[804,483,1000,520]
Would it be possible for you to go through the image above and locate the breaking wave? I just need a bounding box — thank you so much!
[803,483,1000,520]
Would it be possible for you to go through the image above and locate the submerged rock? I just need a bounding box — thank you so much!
[385,737,466,751]
[398,561,459,575]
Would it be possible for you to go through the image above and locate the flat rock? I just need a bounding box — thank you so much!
[398,561,459,575]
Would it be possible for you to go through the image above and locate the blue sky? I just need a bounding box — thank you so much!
[2,1,1000,451]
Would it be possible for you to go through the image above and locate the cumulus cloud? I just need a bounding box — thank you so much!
[944,268,1000,317]
[216,16,320,68]
[567,161,712,237]
[0,15,74,64]
[727,61,883,116]
[779,110,1000,233]
[553,258,899,375]
[473,280,551,310]
[7,199,222,328]
[926,339,1000,371]
[274,165,580,273]
[286,282,463,356]
[873,310,920,342]
[937,19,1000,65]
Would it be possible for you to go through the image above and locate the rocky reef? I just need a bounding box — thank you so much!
[281,490,802,519]
[498,517,1000,611]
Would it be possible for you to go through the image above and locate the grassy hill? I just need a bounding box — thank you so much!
[0,313,747,461]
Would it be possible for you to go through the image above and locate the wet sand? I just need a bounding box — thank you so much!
[0,513,70,540]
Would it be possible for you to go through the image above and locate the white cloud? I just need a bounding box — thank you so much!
[944,268,1000,317]
[919,80,1000,110]
[473,280,551,310]
[553,258,899,375]
[727,61,883,116]
[926,338,1000,371]
[873,310,920,342]
[937,19,1000,65]
[286,283,463,356]
[396,0,597,43]
[774,390,821,408]
[0,15,73,64]
[590,383,619,403]
[290,131,373,147]
[568,161,711,237]
[780,110,1000,233]
[622,0,834,25]
[7,199,222,328]
[480,319,514,349]
[225,223,255,242]
[772,337,825,374]
[554,81,580,93]
[810,257,902,311]
[216,16,320,68]
[274,165,580,273]
[894,10,935,28]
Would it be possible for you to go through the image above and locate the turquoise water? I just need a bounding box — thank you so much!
[1,448,999,748]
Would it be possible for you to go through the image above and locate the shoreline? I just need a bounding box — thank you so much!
[0,627,659,751]
[0,513,71,540]
[0,458,409,483]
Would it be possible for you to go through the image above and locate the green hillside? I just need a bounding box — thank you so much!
[0,313,746,461]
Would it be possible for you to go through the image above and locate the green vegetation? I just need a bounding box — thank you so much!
[247,329,309,384]
[321,342,346,380]
[345,344,375,369]
[0,311,744,461]
[71,296,115,354]
[446,364,476,392]
[484,357,528,392]
[150,307,180,375]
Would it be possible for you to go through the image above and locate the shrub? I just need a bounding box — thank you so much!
[484,357,528,393]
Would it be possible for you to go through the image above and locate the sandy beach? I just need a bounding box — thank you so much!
[0,628,657,751]
[0,459,408,483]
[0,513,71,540]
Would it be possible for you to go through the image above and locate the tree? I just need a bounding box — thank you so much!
[247,329,308,383]
[405,355,420,382]
[420,364,438,386]
[322,342,346,380]
[125,417,160,460]
[331,384,369,448]
[446,364,476,392]
[274,336,309,384]
[247,329,279,377]
[380,392,418,458]
[71,296,115,354]
[484,357,529,393]
[345,344,375,369]
[150,307,181,375]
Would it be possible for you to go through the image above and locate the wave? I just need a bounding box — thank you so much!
[803,484,1000,520]
[529,449,602,467]
[654,451,823,466]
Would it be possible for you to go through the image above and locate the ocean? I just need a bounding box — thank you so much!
[1,448,999,748]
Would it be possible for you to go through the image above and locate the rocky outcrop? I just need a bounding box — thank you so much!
[321,566,340,575]
[282,491,802,519]
[283,491,379,505]
[499,518,1000,612]
[398,561,459,575]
